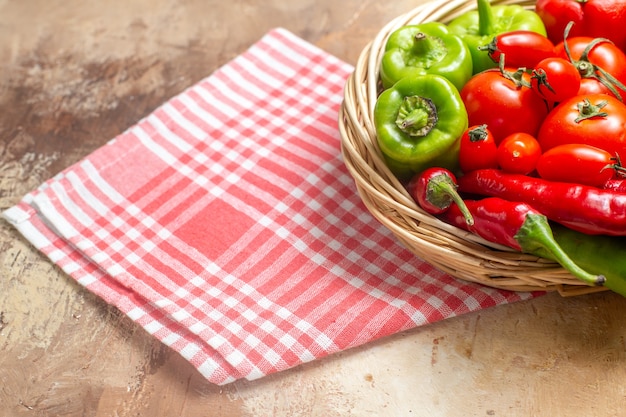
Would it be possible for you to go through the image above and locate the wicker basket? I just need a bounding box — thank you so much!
[339,0,608,296]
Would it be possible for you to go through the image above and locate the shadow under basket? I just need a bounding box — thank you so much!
[338,0,608,297]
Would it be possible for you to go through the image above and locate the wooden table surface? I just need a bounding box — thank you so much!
[2,1,626,416]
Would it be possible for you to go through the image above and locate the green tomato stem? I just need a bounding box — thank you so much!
[409,32,447,66]
[575,98,608,123]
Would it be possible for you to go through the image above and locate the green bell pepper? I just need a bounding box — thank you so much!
[374,74,468,180]
[380,22,473,92]
[448,0,546,74]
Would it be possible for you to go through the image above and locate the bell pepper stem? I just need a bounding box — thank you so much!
[395,96,438,137]
[515,213,606,286]
[411,32,447,62]
[477,0,496,37]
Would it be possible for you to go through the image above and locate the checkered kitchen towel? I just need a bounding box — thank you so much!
[2,28,539,385]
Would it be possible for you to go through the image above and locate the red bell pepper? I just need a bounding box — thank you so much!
[535,0,626,52]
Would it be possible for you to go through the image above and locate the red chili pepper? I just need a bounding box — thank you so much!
[603,178,626,193]
[458,168,626,236]
[407,167,473,225]
[441,197,605,286]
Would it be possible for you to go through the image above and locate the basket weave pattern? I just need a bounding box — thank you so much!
[339,0,606,296]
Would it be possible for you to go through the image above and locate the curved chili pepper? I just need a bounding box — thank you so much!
[441,197,605,287]
[457,168,626,236]
[551,222,626,297]
[408,167,473,225]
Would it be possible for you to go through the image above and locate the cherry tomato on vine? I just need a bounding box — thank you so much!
[531,57,581,103]
[555,36,626,99]
[536,144,618,187]
[460,67,549,144]
[496,133,542,175]
[458,124,499,173]
[482,30,556,69]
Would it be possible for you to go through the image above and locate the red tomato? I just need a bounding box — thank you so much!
[496,133,542,175]
[536,0,626,52]
[536,144,617,187]
[578,77,612,96]
[458,124,499,173]
[554,36,626,98]
[460,68,549,144]
[484,30,556,69]
[537,93,626,159]
[531,57,581,103]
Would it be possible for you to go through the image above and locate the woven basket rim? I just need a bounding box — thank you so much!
[339,0,608,296]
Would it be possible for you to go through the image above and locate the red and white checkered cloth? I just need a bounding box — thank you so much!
[3,28,540,385]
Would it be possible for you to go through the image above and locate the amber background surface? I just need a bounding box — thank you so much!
[1,1,626,416]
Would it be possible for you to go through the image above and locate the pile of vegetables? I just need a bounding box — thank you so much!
[374,0,626,296]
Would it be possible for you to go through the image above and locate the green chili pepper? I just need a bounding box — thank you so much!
[442,198,605,288]
[380,22,473,91]
[448,0,547,74]
[374,74,468,180]
[549,223,626,297]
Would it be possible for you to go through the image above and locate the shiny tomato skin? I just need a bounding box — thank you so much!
[536,143,616,187]
[458,124,499,174]
[496,133,542,175]
[577,77,612,97]
[537,93,626,158]
[531,57,581,103]
[460,69,549,145]
[554,37,626,94]
[489,31,556,69]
